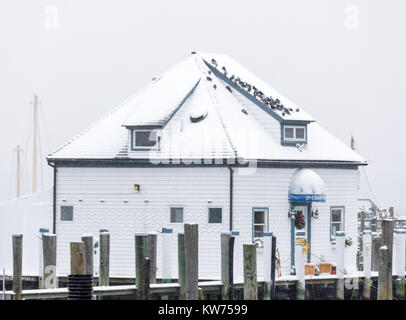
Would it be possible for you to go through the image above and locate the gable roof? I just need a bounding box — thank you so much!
[47,52,366,166]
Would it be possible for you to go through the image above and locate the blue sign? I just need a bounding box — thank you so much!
[288,194,326,202]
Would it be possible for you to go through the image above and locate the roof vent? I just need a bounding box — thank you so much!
[190,108,208,123]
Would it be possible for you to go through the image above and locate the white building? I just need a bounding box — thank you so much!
[47,52,366,280]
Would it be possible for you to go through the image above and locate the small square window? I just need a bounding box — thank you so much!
[254,211,265,224]
[208,208,222,224]
[295,127,305,139]
[331,207,344,240]
[170,207,183,223]
[134,130,157,148]
[284,127,294,139]
[61,206,73,221]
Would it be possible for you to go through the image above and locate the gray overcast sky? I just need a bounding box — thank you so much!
[0,0,405,214]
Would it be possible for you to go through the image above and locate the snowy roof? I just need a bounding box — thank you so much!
[47,52,366,165]
[289,169,325,195]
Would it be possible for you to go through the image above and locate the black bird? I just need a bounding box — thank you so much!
[207,76,213,81]
[226,86,232,93]
[229,75,235,81]
[222,66,227,73]
[213,84,217,90]
[282,112,286,116]
[296,108,300,112]
[241,109,248,115]
[208,70,212,74]
[211,58,218,67]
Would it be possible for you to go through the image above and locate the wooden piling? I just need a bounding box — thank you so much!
[70,242,86,275]
[135,233,148,300]
[394,229,405,299]
[271,235,277,299]
[381,219,394,297]
[12,234,23,300]
[178,233,186,300]
[184,224,198,300]
[147,233,157,284]
[243,244,257,300]
[162,228,173,283]
[378,245,392,300]
[221,232,232,300]
[42,234,57,289]
[144,258,151,300]
[335,231,345,300]
[362,231,372,300]
[99,232,110,286]
[81,235,93,276]
[263,232,273,300]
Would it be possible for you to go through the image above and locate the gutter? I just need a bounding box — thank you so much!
[48,162,57,234]
[228,166,234,231]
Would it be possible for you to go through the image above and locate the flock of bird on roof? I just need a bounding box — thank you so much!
[205,57,300,118]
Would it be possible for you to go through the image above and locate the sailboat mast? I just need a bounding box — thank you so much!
[32,95,38,193]
[16,145,21,198]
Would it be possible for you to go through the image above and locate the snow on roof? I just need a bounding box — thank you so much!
[289,169,325,195]
[48,52,366,165]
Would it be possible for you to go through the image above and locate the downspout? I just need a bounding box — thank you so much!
[48,162,57,234]
[228,166,234,231]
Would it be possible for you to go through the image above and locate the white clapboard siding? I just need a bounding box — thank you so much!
[56,166,359,279]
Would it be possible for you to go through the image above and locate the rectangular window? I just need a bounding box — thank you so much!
[331,207,345,240]
[253,208,268,247]
[61,206,73,221]
[208,208,222,224]
[170,207,183,223]
[283,125,306,142]
[133,130,158,148]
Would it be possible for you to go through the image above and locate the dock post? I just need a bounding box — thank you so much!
[184,224,199,300]
[378,245,392,300]
[231,231,241,300]
[178,233,186,300]
[263,232,273,300]
[135,233,148,300]
[147,233,157,284]
[99,231,110,286]
[69,242,93,300]
[144,258,151,300]
[221,232,233,300]
[394,229,405,299]
[243,244,257,300]
[362,231,372,299]
[81,234,94,276]
[38,228,49,288]
[336,231,345,300]
[381,219,394,297]
[12,234,23,300]
[42,233,57,289]
[161,228,173,283]
[295,232,306,300]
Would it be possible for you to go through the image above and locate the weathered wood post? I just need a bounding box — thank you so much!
[42,233,57,289]
[243,244,257,300]
[147,233,157,284]
[144,258,151,300]
[81,234,93,276]
[38,228,49,288]
[69,242,93,300]
[394,229,405,299]
[378,246,391,300]
[371,216,378,233]
[184,224,198,300]
[381,219,394,297]
[271,235,277,299]
[99,231,110,286]
[362,230,372,300]
[162,228,173,283]
[336,231,345,300]
[295,232,306,300]
[263,232,273,300]
[12,234,23,300]
[135,233,148,300]
[178,232,186,300]
[221,232,233,300]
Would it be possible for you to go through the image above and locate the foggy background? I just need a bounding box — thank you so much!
[0,0,404,214]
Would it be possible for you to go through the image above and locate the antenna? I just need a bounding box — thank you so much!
[32,95,39,193]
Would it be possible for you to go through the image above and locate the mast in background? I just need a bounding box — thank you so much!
[16,145,21,198]
[32,95,38,193]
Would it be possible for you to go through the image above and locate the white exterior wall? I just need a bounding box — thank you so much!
[55,166,358,279]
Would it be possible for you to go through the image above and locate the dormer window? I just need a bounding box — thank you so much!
[282,124,307,145]
[132,130,159,150]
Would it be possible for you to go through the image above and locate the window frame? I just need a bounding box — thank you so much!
[207,207,223,224]
[169,207,184,224]
[252,207,269,245]
[60,205,74,222]
[283,125,307,142]
[330,206,345,241]
[132,129,159,150]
